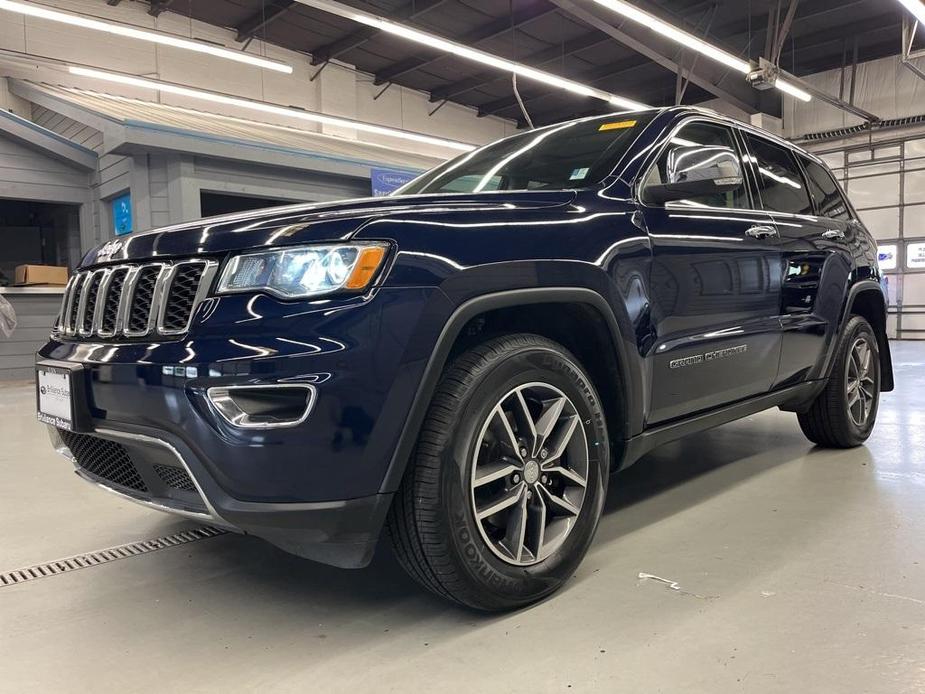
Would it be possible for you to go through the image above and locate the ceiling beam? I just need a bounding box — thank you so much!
[310,0,450,66]
[373,3,559,86]
[478,53,651,118]
[783,16,901,71]
[480,1,889,122]
[462,0,724,114]
[430,0,748,106]
[549,0,761,114]
[430,31,613,103]
[235,0,296,43]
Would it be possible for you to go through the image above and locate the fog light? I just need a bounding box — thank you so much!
[207,384,315,429]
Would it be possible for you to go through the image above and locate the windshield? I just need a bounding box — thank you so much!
[397,112,656,196]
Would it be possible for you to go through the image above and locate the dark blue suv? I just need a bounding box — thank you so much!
[37,107,892,610]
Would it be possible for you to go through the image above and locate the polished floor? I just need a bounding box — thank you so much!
[2,342,924,693]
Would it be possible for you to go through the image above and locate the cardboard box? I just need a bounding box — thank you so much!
[14,264,69,286]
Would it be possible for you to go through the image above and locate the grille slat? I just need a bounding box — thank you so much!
[100,268,128,335]
[58,260,214,340]
[162,265,205,332]
[80,273,104,334]
[67,274,86,333]
[127,266,161,334]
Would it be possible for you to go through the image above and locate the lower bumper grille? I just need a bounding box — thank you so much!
[60,430,147,492]
[153,464,196,492]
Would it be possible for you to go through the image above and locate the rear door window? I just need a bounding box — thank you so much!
[800,156,851,221]
[743,134,813,215]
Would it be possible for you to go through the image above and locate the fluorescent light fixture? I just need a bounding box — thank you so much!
[773,78,812,102]
[68,66,475,152]
[0,0,292,73]
[896,0,925,25]
[590,0,812,102]
[291,0,648,111]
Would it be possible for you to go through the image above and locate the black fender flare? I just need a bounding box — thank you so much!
[378,287,639,494]
[823,279,894,391]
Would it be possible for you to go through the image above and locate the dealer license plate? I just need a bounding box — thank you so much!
[36,366,75,431]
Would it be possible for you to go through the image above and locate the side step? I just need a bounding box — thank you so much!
[620,381,821,468]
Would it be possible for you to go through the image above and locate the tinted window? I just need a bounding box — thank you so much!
[642,121,749,209]
[399,113,656,195]
[800,156,851,220]
[745,134,813,215]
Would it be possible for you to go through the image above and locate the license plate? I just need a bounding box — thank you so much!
[36,366,76,431]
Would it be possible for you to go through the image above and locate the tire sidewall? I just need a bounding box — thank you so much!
[436,341,609,608]
[837,317,881,444]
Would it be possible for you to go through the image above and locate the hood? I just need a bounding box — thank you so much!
[83,191,577,265]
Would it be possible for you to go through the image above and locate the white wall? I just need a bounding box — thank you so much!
[783,53,925,138]
[0,0,518,160]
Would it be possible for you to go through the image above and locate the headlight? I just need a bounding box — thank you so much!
[216,243,388,299]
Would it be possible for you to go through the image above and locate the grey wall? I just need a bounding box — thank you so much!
[0,135,90,207]
[0,293,60,381]
[0,126,91,381]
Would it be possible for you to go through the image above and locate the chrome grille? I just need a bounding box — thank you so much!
[161,265,205,332]
[79,271,104,335]
[99,268,128,336]
[126,265,163,335]
[59,260,217,340]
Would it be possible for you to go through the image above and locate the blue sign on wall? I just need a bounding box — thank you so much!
[371,168,417,197]
[112,193,133,236]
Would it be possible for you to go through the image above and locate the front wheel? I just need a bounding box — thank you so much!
[798,315,881,448]
[387,334,609,611]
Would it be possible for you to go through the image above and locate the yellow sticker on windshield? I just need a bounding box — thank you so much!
[599,120,637,131]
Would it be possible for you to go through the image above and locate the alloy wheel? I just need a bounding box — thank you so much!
[469,382,589,567]
[846,337,876,428]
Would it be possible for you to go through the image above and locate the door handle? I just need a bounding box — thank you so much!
[822,229,845,240]
[745,225,778,239]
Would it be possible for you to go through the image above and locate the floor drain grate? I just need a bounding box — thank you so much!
[0,526,227,588]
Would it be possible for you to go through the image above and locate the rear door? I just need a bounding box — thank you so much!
[740,132,855,387]
[639,119,784,425]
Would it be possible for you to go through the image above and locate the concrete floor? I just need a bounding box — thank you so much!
[1,343,924,693]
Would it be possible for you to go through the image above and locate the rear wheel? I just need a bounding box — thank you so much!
[797,315,880,448]
[387,334,609,611]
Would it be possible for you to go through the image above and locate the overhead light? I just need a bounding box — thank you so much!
[896,0,925,25]
[68,66,475,152]
[291,0,648,111]
[773,78,812,102]
[0,0,292,73]
[590,0,812,102]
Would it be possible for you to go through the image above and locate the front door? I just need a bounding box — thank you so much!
[639,120,784,426]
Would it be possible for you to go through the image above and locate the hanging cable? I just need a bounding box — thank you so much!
[512,73,535,130]
[509,0,534,130]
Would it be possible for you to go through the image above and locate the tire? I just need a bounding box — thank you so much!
[387,334,610,611]
[797,315,881,448]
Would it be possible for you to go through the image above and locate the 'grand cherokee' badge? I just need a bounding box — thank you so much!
[670,344,747,369]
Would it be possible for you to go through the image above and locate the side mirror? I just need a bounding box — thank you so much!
[643,144,744,205]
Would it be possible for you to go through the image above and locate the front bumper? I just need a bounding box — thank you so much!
[48,423,393,568]
[37,286,448,567]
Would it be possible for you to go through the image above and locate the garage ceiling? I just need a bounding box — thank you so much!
[144,0,903,126]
